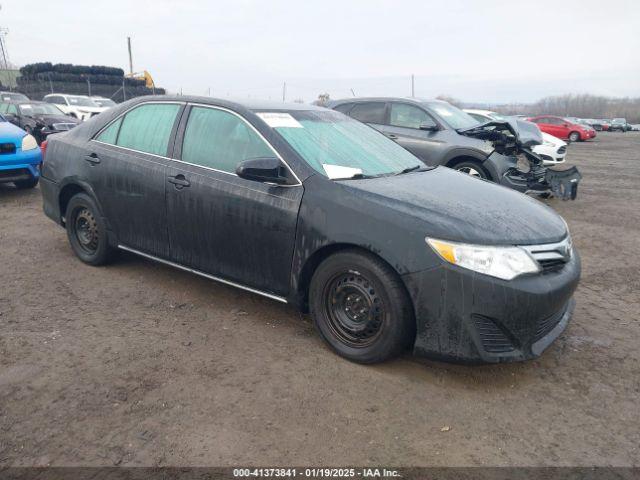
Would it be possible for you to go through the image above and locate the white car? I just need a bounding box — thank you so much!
[42,94,108,121]
[464,109,567,165]
[90,96,117,109]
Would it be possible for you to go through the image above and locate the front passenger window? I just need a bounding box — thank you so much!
[390,103,435,129]
[181,106,273,173]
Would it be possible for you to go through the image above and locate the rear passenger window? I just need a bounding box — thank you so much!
[116,103,180,156]
[349,102,386,124]
[181,106,273,173]
[96,117,122,144]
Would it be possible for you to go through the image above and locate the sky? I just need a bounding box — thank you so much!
[1,0,639,104]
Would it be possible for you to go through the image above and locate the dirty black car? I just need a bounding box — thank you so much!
[329,97,580,200]
[40,96,581,364]
[0,100,80,144]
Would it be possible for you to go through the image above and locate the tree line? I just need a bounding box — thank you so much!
[491,94,640,123]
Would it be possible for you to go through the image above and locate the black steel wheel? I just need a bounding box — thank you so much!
[65,193,113,265]
[74,207,99,254]
[323,271,385,348]
[309,249,415,363]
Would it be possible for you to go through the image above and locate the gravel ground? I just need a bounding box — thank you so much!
[0,132,638,467]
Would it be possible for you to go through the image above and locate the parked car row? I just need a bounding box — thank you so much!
[0,91,117,190]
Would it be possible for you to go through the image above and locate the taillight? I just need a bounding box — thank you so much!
[40,140,48,161]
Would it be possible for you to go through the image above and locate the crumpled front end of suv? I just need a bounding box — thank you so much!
[460,118,582,200]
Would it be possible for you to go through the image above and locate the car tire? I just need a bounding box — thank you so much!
[309,249,415,364]
[453,160,489,179]
[14,177,39,189]
[568,132,581,142]
[65,193,113,266]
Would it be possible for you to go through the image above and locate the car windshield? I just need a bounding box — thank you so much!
[612,118,625,123]
[19,103,64,116]
[67,96,97,107]
[1,93,28,102]
[92,98,116,107]
[259,109,422,179]
[428,103,478,130]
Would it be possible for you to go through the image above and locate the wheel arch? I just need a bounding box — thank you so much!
[294,243,414,318]
[445,155,493,180]
[58,179,103,226]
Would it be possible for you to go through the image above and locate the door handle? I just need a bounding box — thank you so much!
[168,174,190,189]
[84,153,100,165]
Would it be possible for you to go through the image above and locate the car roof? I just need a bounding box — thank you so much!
[329,96,451,108]
[120,94,327,113]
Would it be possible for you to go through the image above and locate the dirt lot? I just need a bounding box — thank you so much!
[1,132,639,467]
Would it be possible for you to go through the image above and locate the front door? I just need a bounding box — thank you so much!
[165,105,303,296]
[377,102,447,166]
[87,102,183,258]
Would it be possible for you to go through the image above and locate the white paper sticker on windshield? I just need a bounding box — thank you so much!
[257,112,303,128]
[322,164,363,180]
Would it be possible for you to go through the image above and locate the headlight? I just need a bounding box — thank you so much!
[21,134,38,151]
[543,140,555,146]
[426,238,540,280]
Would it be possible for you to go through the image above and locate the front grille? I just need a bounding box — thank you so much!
[0,142,16,154]
[473,315,515,353]
[557,146,566,154]
[51,122,77,131]
[522,237,572,274]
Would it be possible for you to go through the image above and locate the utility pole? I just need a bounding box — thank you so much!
[86,77,91,96]
[411,74,415,97]
[282,82,286,102]
[127,36,133,75]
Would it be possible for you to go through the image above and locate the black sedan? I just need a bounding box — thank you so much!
[0,100,80,144]
[40,96,580,364]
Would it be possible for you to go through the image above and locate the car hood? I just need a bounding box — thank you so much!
[541,132,566,147]
[33,114,80,125]
[74,106,105,113]
[459,117,543,149]
[0,121,28,141]
[342,167,567,245]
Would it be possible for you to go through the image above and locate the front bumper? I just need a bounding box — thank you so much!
[0,148,42,184]
[402,250,581,363]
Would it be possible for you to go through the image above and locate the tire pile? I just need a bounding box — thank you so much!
[14,62,165,102]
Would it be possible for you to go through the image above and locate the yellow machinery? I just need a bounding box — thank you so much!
[125,70,155,89]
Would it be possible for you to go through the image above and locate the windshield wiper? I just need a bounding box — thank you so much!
[395,165,424,175]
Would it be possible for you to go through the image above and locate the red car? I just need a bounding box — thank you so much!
[527,115,596,142]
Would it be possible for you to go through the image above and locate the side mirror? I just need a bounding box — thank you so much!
[236,157,291,185]
[419,123,439,132]
[563,123,570,127]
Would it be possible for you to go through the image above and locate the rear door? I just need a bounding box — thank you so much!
[348,102,388,133]
[88,101,183,258]
[165,104,303,296]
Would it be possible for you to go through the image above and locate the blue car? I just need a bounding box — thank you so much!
[0,113,42,189]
